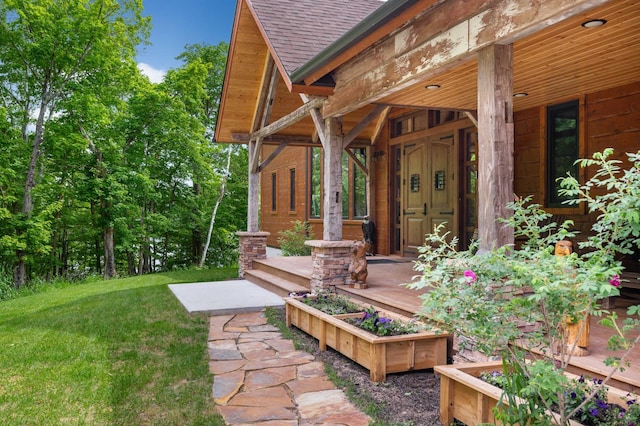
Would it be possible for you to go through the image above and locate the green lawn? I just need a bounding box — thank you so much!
[0,268,236,425]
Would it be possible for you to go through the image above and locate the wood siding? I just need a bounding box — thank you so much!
[513,81,640,266]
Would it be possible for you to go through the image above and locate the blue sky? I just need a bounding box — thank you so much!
[137,0,236,83]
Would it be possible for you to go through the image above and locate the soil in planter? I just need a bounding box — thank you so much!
[273,307,444,425]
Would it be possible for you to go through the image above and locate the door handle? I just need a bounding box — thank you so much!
[403,210,415,215]
[423,203,427,216]
[439,210,454,215]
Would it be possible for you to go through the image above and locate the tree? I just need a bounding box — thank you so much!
[177,42,248,267]
[0,0,150,286]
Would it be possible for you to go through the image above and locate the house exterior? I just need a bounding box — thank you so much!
[215,0,640,286]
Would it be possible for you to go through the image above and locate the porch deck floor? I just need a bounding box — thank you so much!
[256,255,640,393]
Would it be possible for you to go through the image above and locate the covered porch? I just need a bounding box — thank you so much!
[247,254,640,393]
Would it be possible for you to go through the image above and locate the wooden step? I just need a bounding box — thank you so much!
[245,269,310,297]
[252,259,312,288]
[337,288,418,318]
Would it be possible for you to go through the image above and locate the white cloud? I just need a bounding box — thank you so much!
[137,63,166,84]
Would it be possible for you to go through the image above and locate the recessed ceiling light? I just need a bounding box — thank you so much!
[513,92,528,98]
[425,84,441,90]
[581,19,607,28]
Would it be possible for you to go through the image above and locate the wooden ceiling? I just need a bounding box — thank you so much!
[379,0,640,112]
[215,0,639,145]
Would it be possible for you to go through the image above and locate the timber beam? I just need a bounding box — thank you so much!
[300,94,328,147]
[249,58,279,174]
[342,104,387,149]
[250,97,325,141]
[231,133,369,147]
[247,54,278,231]
[323,0,609,118]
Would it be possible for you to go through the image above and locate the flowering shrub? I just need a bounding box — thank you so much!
[345,306,421,336]
[480,370,640,426]
[411,149,640,425]
[300,292,422,336]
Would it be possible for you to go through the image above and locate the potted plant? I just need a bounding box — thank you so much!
[412,149,640,425]
[285,293,450,381]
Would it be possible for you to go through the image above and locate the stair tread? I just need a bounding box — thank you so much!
[252,260,311,287]
[246,269,309,293]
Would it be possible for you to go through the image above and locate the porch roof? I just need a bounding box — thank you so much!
[215,0,640,145]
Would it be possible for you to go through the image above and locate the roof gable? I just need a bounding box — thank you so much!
[247,0,385,77]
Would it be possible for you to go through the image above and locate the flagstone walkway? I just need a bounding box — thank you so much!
[208,310,371,425]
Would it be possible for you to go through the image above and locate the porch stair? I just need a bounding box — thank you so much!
[336,287,419,319]
[244,258,311,297]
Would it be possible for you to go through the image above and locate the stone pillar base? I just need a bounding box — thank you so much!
[305,240,353,292]
[237,231,270,278]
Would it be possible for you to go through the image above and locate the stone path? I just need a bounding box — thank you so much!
[208,310,371,425]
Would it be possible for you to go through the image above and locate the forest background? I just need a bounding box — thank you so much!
[0,0,246,290]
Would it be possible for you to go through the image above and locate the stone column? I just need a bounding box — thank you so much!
[305,240,353,292]
[237,231,270,278]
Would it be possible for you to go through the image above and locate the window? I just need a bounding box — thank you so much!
[289,169,296,211]
[352,149,367,219]
[390,112,427,137]
[271,173,277,211]
[547,100,579,207]
[429,110,462,127]
[309,146,368,220]
[342,154,349,218]
[310,147,321,218]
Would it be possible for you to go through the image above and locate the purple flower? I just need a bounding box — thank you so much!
[464,270,477,284]
[378,317,392,324]
[610,274,621,287]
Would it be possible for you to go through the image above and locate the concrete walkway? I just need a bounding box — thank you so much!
[169,279,284,315]
[208,310,371,425]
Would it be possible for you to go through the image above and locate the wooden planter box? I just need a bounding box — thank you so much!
[284,297,449,381]
[435,361,630,426]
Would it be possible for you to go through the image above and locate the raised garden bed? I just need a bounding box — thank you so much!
[284,296,449,381]
[434,361,632,426]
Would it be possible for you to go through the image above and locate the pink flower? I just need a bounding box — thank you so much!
[609,274,621,287]
[464,270,477,284]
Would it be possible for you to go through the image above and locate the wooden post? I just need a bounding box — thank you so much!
[477,44,515,252]
[324,117,344,241]
[247,140,260,233]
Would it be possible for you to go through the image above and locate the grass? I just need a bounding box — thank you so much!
[0,268,236,425]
